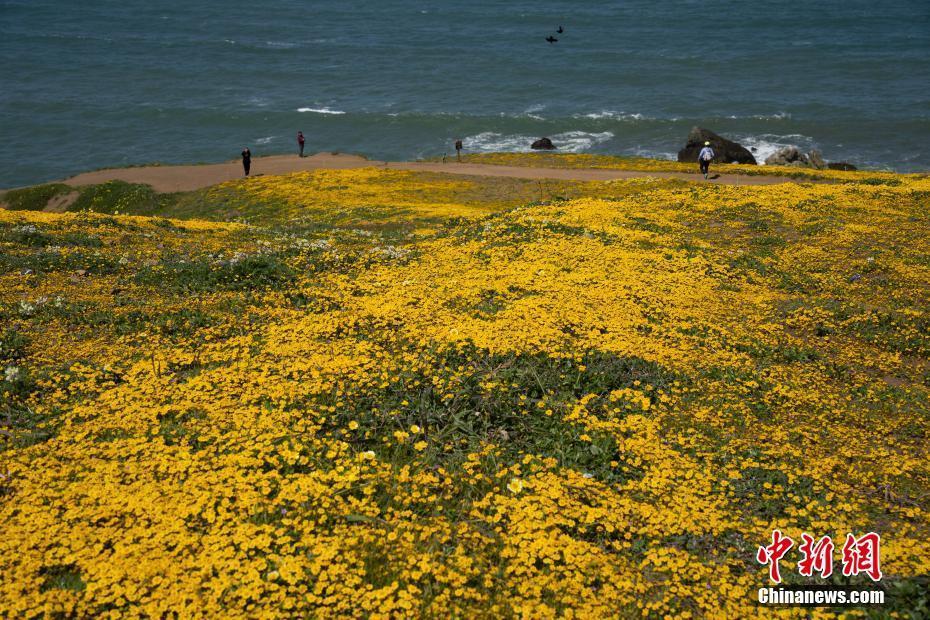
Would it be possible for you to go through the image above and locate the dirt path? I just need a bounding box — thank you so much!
[43,191,79,213]
[56,153,809,193]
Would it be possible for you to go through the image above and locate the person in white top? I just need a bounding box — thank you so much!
[698,141,715,179]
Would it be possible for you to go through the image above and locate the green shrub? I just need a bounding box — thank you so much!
[1,184,71,211]
[69,181,167,215]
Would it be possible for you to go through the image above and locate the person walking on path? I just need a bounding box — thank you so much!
[297,131,306,157]
[698,141,714,179]
[455,139,463,162]
[241,147,251,176]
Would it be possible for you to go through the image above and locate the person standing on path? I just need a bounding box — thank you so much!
[241,147,251,176]
[698,141,714,179]
[455,139,463,162]
[297,131,306,157]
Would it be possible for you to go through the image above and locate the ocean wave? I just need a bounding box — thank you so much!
[725,112,792,121]
[264,41,299,49]
[735,133,816,164]
[578,111,649,121]
[626,147,677,161]
[254,136,275,145]
[521,104,546,120]
[297,107,346,115]
[463,131,614,153]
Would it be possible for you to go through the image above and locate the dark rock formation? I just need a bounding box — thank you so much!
[677,127,757,165]
[765,146,828,170]
[808,150,826,170]
[764,146,804,166]
[531,137,556,150]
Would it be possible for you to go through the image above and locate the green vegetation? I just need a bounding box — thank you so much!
[1,183,72,211]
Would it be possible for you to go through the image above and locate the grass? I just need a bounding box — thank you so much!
[68,180,180,215]
[1,183,72,211]
[2,164,685,235]
[450,152,922,183]
[133,253,297,293]
[1,159,928,618]
[39,565,86,593]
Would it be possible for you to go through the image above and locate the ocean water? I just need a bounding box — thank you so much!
[2,0,929,187]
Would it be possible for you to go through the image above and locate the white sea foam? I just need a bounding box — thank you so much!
[522,104,547,120]
[297,107,346,115]
[736,133,816,164]
[463,131,614,153]
[254,136,275,145]
[462,133,530,152]
[725,112,792,121]
[627,147,677,161]
[556,131,616,151]
[578,111,648,121]
[265,41,299,49]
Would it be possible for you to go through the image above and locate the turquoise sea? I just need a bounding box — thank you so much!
[2,0,929,187]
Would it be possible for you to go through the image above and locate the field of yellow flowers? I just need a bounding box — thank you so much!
[2,162,929,618]
[453,152,907,182]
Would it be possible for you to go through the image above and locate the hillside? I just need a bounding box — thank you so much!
[2,161,929,617]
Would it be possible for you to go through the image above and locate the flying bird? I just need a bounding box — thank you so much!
[546,36,558,44]
[557,26,564,33]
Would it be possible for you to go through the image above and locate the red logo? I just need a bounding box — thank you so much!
[756,529,794,583]
[841,532,882,582]
[798,534,835,578]
[758,531,882,583]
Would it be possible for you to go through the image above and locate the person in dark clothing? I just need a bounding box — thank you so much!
[241,147,251,176]
[698,141,714,179]
[455,139,463,162]
[297,131,306,157]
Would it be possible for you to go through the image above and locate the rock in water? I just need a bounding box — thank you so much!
[677,127,757,165]
[765,146,805,166]
[828,162,858,171]
[531,137,556,150]
[808,149,826,170]
[766,146,829,169]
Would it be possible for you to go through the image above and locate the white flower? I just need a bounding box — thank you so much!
[373,245,408,260]
[18,302,36,317]
[4,366,21,383]
[294,238,332,251]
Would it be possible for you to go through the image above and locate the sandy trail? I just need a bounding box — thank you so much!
[56,153,809,193]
